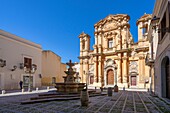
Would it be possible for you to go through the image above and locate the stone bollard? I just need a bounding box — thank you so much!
[36,87,38,91]
[114,85,118,92]
[47,86,49,90]
[100,87,103,92]
[80,89,89,106]
[123,87,125,91]
[22,89,24,93]
[2,90,5,94]
[107,87,112,96]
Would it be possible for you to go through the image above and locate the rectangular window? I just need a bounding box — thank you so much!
[160,12,166,40]
[108,39,113,48]
[52,77,56,84]
[24,57,32,69]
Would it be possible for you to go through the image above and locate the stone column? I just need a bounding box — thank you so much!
[95,33,98,45]
[139,56,145,83]
[93,45,98,83]
[114,67,117,85]
[98,32,102,46]
[117,53,122,83]
[104,38,108,52]
[113,35,116,52]
[104,68,107,86]
[98,44,102,85]
[123,26,128,49]
[80,39,83,56]
[118,27,122,50]
[94,57,98,83]
[84,60,89,83]
[122,53,128,86]
[80,59,83,83]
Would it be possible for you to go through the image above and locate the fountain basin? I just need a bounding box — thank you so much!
[55,83,85,93]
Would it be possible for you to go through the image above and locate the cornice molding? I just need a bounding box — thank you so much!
[0,30,42,50]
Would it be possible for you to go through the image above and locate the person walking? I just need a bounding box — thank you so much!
[19,81,23,90]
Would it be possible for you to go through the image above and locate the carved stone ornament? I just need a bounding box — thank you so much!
[104,59,115,69]
[89,65,94,74]
[94,14,130,29]
[129,61,138,73]
[103,19,118,30]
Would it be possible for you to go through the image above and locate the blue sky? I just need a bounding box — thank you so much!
[0,0,155,63]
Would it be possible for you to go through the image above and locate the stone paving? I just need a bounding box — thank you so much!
[0,91,170,113]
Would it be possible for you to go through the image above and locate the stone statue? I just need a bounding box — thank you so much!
[64,60,76,83]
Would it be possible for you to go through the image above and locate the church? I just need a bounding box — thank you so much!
[78,14,151,88]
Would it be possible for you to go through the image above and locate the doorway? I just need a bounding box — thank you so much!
[107,69,114,85]
[161,56,170,99]
[131,76,137,86]
[90,76,94,84]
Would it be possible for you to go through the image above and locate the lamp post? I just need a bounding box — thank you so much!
[24,64,37,92]
[114,63,118,92]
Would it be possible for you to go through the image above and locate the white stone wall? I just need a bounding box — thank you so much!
[0,30,42,90]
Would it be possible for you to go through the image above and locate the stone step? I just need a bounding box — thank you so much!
[31,94,80,100]
[21,97,80,105]
[21,93,106,105]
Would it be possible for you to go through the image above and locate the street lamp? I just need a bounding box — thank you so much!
[114,63,118,92]
[24,64,37,92]
[151,16,160,31]
[0,59,6,67]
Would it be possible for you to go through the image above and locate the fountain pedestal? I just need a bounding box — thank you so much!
[55,60,85,93]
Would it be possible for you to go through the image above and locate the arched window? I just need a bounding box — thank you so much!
[82,40,85,50]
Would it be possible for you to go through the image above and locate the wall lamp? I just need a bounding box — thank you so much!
[151,16,170,32]
[11,65,17,71]
[151,16,160,29]
[19,63,24,69]
[0,59,6,67]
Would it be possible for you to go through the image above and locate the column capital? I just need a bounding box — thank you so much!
[139,56,145,60]
[122,57,128,60]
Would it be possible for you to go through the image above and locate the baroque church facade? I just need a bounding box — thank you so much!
[78,14,151,88]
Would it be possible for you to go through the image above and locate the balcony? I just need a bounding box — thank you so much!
[145,53,154,66]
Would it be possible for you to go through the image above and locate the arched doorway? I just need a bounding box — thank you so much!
[107,69,114,85]
[161,56,170,99]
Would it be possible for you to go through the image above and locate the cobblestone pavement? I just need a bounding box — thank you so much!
[0,91,170,113]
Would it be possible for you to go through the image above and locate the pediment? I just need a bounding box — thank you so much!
[94,14,130,28]
[103,19,118,30]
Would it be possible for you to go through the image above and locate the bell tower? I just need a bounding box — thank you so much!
[137,14,152,46]
[78,32,90,83]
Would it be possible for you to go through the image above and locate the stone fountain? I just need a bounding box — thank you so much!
[55,60,85,93]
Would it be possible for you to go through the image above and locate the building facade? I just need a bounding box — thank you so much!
[0,30,42,90]
[42,50,67,86]
[78,14,151,88]
[148,0,170,99]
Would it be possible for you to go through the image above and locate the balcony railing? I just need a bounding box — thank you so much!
[145,53,154,66]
